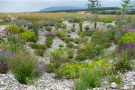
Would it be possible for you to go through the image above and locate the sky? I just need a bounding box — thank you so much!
[0,0,134,13]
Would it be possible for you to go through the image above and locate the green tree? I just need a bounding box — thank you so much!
[86,0,101,17]
[121,0,133,18]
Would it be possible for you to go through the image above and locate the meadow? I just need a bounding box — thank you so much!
[0,12,135,90]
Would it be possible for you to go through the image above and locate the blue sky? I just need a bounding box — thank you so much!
[0,0,134,13]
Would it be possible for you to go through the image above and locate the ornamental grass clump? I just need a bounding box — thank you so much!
[9,51,37,85]
[45,36,53,47]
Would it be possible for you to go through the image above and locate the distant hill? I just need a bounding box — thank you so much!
[40,6,86,12]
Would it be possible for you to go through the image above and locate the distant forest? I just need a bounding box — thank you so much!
[40,7,135,15]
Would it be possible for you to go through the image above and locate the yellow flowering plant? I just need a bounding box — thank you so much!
[57,60,112,79]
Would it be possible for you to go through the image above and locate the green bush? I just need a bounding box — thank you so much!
[77,44,104,59]
[107,73,123,88]
[63,38,74,43]
[53,30,68,38]
[100,18,113,23]
[59,44,64,48]
[29,43,47,50]
[45,36,53,47]
[105,29,116,41]
[20,31,35,41]
[5,24,20,35]
[71,28,75,32]
[118,32,135,45]
[74,69,103,90]
[76,53,87,61]
[9,51,37,85]
[56,23,62,29]
[102,43,112,49]
[114,51,133,73]
[35,49,44,56]
[79,22,82,32]
[50,48,71,67]
[57,60,111,79]
[91,30,110,45]
[66,43,75,48]
[85,26,90,31]
[45,26,52,31]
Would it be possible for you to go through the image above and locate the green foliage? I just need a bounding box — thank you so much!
[91,30,110,45]
[56,23,62,29]
[114,51,133,73]
[85,26,90,31]
[118,32,135,45]
[57,60,111,79]
[107,73,123,88]
[86,0,101,15]
[105,29,116,41]
[77,43,104,59]
[102,43,112,49]
[53,30,68,38]
[45,36,53,47]
[50,48,73,67]
[29,43,47,50]
[71,28,75,32]
[66,43,75,48]
[100,18,113,23]
[74,69,103,90]
[5,24,20,35]
[63,37,74,43]
[20,31,35,42]
[59,44,64,48]
[9,51,37,85]
[76,53,87,61]
[79,22,82,32]
[45,26,52,31]
[35,49,44,56]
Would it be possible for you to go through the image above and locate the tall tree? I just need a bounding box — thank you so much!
[86,0,101,17]
[121,0,133,18]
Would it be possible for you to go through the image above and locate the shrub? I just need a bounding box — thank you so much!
[42,20,56,26]
[76,54,87,61]
[79,22,82,32]
[30,43,47,50]
[35,49,44,56]
[9,51,37,85]
[5,24,20,35]
[66,43,75,48]
[45,36,53,47]
[91,30,109,45]
[107,73,123,88]
[85,26,90,31]
[50,48,71,67]
[45,26,52,31]
[62,24,66,29]
[118,32,135,45]
[102,43,112,49]
[105,29,116,41]
[59,44,64,48]
[74,69,103,90]
[0,49,13,73]
[56,23,62,29]
[44,30,55,38]
[34,62,46,77]
[63,38,74,43]
[53,30,68,38]
[114,51,133,73]
[77,44,104,59]
[71,28,75,32]
[100,18,113,23]
[20,31,35,42]
[57,60,112,79]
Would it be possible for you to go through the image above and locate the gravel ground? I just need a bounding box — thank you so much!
[0,21,135,90]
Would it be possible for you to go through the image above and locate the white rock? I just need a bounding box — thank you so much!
[111,82,117,89]
[27,86,36,90]
[123,85,128,90]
